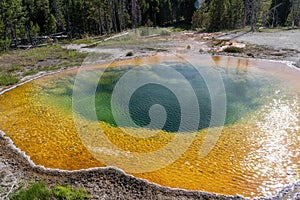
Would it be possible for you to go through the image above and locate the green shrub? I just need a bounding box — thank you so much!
[10,182,89,200]
[139,27,171,36]
[145,19,153,27]
[68,50,77,58]
[53,185,89,200]
[0,72,19,86]
[0,39,11,52]
[224,46,243,53]
[10,182,51,200]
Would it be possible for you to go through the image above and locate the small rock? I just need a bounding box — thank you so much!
[287,169,297,176]
[184,161,190,166]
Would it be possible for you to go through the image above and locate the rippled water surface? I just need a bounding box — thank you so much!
[0,55,299,197]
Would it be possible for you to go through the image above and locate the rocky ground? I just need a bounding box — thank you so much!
[236,29,300,67]
[66,29,300,68]
[0,29,300,199]
[190,29,300,68]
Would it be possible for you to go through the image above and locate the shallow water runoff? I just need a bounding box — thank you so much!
[0,54,299,198]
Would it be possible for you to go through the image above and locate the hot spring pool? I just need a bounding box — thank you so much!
[0,54,299,198]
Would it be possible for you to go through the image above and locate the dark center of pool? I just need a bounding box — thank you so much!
[72,62,278,132]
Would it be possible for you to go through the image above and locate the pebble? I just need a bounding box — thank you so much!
[287,169,297,176]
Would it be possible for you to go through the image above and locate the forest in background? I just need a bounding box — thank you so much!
[193,0,300,31]
[0,0,300,49]
[0,0,195,41]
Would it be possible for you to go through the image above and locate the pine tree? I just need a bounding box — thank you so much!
[207,0,229,31]
[50,0,65,31]
[269,0,291,26]
[191,2,210,30]
[0,0,24,39]
[35,0,51,34]
[44,14,57,35]
[287,0,300,26]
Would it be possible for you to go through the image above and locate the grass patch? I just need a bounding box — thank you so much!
[139,27,171,36]
[69,35,110,45]
[10,182,89,200]
[8,65,22,72]
[98,38,154,47]
[10,182,51,200]
[0,72,20,86]
[257,27,283,33]
[12,45,87,64]
[224,46,243,53]
[53,185,89,200]
[169,27,185,32]
[23,70,38,76]
[40,65,57,71]
[94,28,169,48]
[20,46,55,61]
[67,50,84,59]
[0,45,87,87]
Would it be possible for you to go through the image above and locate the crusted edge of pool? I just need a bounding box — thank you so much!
[0,56,300,199]
[1,128,300,200]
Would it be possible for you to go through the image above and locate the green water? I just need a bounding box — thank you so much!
[41,61,281,132]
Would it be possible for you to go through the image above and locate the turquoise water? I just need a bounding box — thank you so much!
[38,61,283,133]
[68,62,280,132]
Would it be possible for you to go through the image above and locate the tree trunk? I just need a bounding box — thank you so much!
[27,24,33,45]
[105,14,110,33]
[13,24,17,46]
[51,0,63,31]
[118,0,124,31]
[131,0,137,28]
[3,16,8,40]
[65,0,70,32]
[110,0,117,32]
[97,6,104,35]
